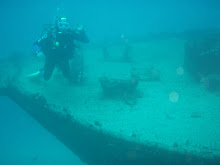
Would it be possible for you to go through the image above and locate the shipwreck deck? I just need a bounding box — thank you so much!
[1,38,220,165]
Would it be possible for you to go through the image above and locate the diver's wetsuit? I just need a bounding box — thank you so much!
[34,28,89,81]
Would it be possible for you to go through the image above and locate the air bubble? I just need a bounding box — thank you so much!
[169,92,179,103]
[176,67,184,75]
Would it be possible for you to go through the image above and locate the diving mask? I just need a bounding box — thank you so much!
[57,17,70,30]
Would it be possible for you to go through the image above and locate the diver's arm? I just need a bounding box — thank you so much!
[72,26,89,43]
[32,33,49,55]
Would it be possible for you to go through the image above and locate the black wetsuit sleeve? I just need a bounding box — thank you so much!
[33,33,50,54]
[36,33,49,46]
[72,30,89,43]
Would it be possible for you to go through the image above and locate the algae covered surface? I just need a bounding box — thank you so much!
[5,38,219,159]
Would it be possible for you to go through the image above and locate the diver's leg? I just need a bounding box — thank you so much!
[43,56,56,81]
[59,60,73,81]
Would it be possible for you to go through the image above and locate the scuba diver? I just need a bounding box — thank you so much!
[29,17,89,82]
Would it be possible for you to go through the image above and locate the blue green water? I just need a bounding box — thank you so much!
[0,96,85,165]
[1,1,220,57]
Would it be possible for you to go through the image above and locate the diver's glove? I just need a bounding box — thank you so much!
[75,24,85,34]
[33,44,44,58]
[37,52,44,58]
[33,44,40,54]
